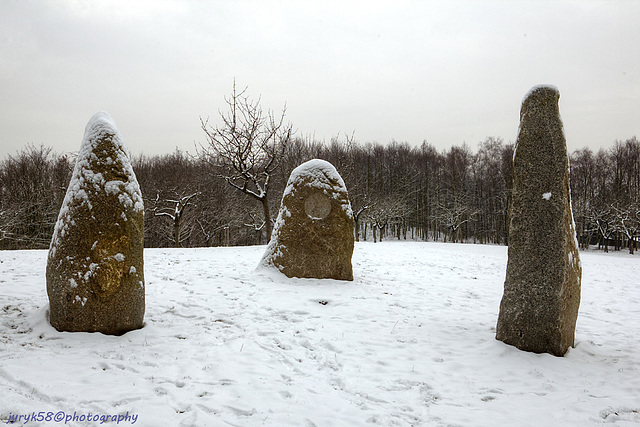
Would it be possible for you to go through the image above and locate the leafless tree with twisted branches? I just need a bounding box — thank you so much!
[199,83,293,243]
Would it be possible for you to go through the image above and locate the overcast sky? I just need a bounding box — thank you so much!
[1,0,639,159]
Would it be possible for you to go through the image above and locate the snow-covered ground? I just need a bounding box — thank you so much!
[1,241,639,426]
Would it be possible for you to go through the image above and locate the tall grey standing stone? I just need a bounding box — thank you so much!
[259,159,354,280]
[496,85,582,356]
[46,112,145,335]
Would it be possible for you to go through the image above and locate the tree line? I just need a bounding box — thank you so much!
[1,86,638,252]
[1,136,638,252]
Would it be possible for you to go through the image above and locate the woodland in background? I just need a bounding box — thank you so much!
[1,136,639,252]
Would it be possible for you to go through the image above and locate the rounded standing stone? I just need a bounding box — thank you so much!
[496,86,582,356]
[259,159,354,280]
[46,112,145,335]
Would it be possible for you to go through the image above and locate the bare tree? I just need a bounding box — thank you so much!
[474,137,512,244]
[587,204,614,252]
[0,145,71,249]
[200,83,293,243]
[436,192,478,243]
[366,196,407,243]
[352,199,370,242]
[0,206,25,245]
[152,191,200,247]
[611,204,639,254]
[192,182,245,247]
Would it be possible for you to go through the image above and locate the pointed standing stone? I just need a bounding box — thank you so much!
[496,85,582,356]
[46,112,145,335]
[258,159,354,280]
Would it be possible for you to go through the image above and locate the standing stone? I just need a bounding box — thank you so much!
[496,86,582,356]
[46,112,145,335]
[259,159,354,280]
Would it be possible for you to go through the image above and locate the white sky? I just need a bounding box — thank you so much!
[1,0,639,158]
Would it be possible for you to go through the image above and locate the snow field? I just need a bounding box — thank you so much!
[1,242,639,426]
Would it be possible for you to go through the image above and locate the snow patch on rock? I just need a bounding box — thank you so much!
[49,111,144,254]
[283,159,352,218]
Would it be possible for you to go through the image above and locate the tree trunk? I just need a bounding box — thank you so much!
[262,197,272,243]
[354,217,360,242]
[173,220,181,247]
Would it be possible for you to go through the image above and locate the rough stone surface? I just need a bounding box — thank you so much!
[46,112,145,335]
[259,159,354,280]
[496,85,582,356]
